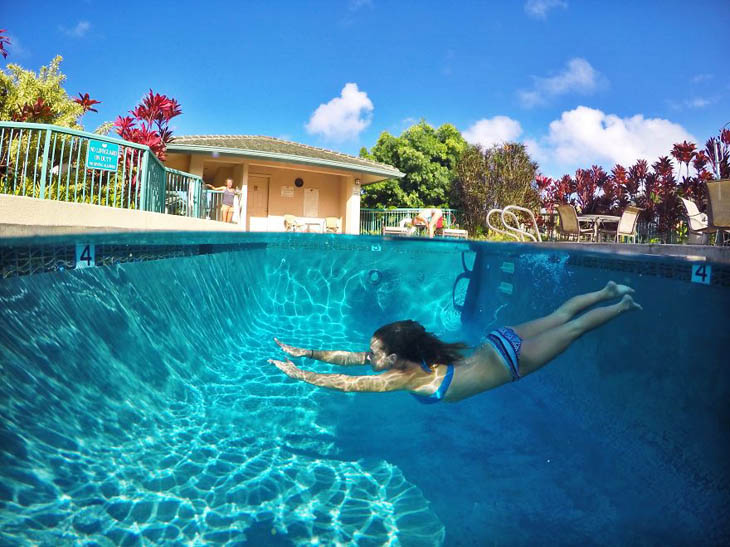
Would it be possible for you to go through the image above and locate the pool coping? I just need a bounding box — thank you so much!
[1,225,728,264]
[516,241,730,265]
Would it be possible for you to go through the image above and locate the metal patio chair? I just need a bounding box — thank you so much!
[283,214,304,232]
[556,205,593,241]
[681,197,714,244]
[324,217,341,233]
[598,206,642,243]
[706,179,730,245]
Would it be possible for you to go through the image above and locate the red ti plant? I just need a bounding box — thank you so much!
[573,166,608,214]
[692,151,714,187]
[705,128,730,180]
[671,141,696,179]
[605,165,629,213]
[114,90,182,161]
[671,140,706,209]
[11,98,53,122]
[0,29,10,59]
[652,156,681,240]
[534,174,555,229]
[74,93,101,113]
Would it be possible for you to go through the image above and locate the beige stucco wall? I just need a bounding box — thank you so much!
[164,152,367,234]
[0,194,242,236]
[252,166,341,218]
[164,154,190,173]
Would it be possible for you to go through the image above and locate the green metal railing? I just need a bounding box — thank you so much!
[164,167,205,218]
[360,208,462,235]
[0,121,206,218]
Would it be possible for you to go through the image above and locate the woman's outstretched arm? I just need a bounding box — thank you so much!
[268,359,410,392]
[274,338,368,366]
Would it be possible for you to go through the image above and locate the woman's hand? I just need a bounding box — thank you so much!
[274,338,311,358]
[268,358,303,380]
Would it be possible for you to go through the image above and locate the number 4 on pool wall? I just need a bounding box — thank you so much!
[75,243,96,269]
[690,263,711,285]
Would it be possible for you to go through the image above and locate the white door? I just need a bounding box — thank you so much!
[303,188,319,218]
[247,176,269,231]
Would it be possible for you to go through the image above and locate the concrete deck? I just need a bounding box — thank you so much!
[0,194,242,237]
[1,194,728,263]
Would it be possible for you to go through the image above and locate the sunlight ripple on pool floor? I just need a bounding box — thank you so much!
[0,248,448,545]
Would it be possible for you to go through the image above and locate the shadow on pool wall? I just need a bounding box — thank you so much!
[0,233,728,545]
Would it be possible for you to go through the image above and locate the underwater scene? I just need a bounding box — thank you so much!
[0,232,728,546]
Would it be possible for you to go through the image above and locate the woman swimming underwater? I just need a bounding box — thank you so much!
[268,281,641,403]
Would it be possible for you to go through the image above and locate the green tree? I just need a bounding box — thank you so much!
[452,142,540,234]
[0,56,85,126]
[360,121,467,208]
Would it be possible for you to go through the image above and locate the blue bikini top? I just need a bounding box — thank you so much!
[411,359,454,404]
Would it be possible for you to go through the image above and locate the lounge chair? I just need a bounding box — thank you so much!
[325,217,340,233]
[382,217,416,236]
[681,197,713,244]
[556,205,593,241]
[706,180,730,245]
[437,211,469,239]
[283,214,304,232]
[598,206,641,243]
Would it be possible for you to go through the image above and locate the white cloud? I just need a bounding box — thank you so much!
[306,83,374,141]
[535,106,695,172]
[60,21,91,38]
[685,97,712,108]
[519,58,602,107]
[524,0,567,19]
[349,0,373,10]
[691,73,713,84]
[463,116,523,148]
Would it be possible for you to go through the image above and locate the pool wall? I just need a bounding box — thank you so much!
[0,233,728,545]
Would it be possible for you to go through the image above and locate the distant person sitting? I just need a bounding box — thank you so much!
[206,178,239,223]
[413,208,443,238]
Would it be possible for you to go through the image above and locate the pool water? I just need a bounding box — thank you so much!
[0,232,728,545]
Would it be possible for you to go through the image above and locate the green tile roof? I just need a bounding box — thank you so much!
[168,135,403,180]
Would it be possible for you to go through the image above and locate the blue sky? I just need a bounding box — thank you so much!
[4,0,729,177]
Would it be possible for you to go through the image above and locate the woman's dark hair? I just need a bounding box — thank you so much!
[373,320,467,366]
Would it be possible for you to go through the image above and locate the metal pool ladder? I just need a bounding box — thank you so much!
[486,206,542,242]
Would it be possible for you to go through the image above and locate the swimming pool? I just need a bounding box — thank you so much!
[0,232,728,545]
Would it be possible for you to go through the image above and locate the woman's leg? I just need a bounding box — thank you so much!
[518,294,641,377]
[511,281,633,340]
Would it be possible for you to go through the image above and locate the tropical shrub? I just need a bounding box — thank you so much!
[114,91,181,161]
[0,56,97,127]
[452,142,539,234]
[536,129,728,242]
[359,121,467,208]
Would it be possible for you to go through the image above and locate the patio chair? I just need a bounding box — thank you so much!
[324,217,340,233]
[598,206,641,243]
[283,214,304,232]
[382,217,416,236]
[706,179,730,245]
[438,211,468,239]
[680,197,714,244]
[556,205,593,241]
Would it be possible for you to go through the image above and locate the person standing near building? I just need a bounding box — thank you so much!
[207,178,239,223]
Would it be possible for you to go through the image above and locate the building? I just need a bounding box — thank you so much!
[164,136,403,234]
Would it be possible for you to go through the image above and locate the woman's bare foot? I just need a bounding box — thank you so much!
[619,294,642,311]
[605,280,635,299]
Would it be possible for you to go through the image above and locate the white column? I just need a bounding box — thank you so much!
[235,163,249,230]
[342,176,361,234]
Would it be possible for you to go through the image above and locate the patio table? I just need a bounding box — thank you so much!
[577,214,621,242]
[304,221,323,233]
